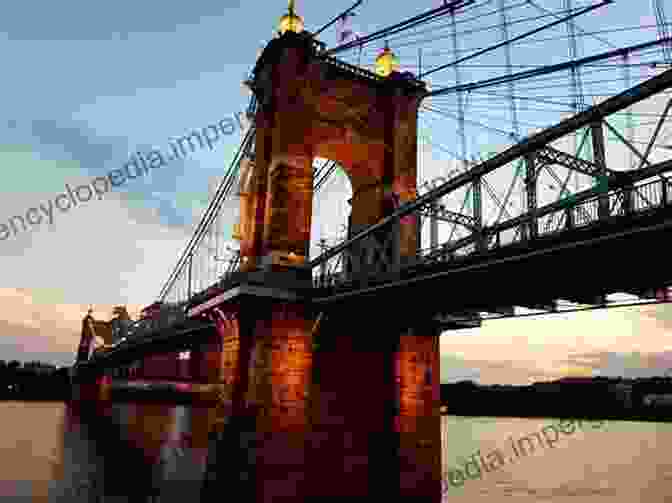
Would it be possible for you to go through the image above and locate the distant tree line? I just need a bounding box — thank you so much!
[0,360,70,401]
[441,377,672,422]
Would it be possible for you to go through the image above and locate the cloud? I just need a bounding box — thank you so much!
[637,304,672,327]
[559,348,672,379]
[440,305,672,384]
[1,114,241,244]
[21,117,198,226]
[0,289,88,364]
[441,352,548,384]
[0,173,193,363]
[0,111,250,364]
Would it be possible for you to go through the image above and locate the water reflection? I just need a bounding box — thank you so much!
[48,401,212,502]
[1,402,670,501]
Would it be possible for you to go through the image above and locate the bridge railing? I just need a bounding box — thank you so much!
[98,303,188,353]
[313,176,671,290]
[425,177,671,260]
[408,176,672,267]
[536,177,671,236]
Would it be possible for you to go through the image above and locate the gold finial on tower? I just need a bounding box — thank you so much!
[279,0,304,35]
[375,41,400,77]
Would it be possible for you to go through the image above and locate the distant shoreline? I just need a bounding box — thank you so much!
[441,377,672,422]
[0,398,669,423]
[441,409,672,422]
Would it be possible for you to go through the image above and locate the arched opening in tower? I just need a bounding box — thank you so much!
[309,157,353,278]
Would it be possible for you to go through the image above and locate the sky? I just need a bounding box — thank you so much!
[0,0,671,383]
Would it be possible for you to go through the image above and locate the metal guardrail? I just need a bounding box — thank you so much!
[81,320,214,369]
[317,52,427,90]
[89,304,189,359]
[430,177,671,259]
[534,178,670,238]
[313,177,672,289]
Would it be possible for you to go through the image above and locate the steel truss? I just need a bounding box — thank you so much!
[312,68,672,294]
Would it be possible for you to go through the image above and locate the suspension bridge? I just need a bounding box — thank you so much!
[70,1,672,500]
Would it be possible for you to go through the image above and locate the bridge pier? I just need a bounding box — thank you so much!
[192,284,441,502]
[307,312,441,500]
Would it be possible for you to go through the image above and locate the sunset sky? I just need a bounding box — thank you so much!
[0,0,670,384]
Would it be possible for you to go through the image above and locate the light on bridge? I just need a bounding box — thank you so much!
[278,0,304,35]
[179,351,191,360]
[232,223,242,240]
[375,44,400,77]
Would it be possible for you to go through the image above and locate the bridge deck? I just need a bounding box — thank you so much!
[75,203,672,374]
[313,205,672,316]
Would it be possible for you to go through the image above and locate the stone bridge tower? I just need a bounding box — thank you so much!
[194,4,441,502]
[239,19,424,275]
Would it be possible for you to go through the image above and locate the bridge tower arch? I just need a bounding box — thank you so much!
[240,30,425,274]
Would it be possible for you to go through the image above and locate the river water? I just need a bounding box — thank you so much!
[1,401,670,501]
